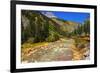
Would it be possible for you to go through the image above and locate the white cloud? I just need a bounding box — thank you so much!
[41,12,57,18]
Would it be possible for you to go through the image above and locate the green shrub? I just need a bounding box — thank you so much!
[46,32,59,42]
[26,37,35,43]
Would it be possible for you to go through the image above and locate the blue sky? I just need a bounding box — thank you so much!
[41,11,90,24]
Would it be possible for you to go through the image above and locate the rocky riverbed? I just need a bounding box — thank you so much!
[21,38,90,63]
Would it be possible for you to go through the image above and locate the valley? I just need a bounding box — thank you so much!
[21,10,90,63]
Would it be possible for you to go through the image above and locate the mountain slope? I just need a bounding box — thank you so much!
[51,18,80,33]
[21,10,80,43]
[21,10,61,43]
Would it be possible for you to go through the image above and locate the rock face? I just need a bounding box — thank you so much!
[21,15,30,30]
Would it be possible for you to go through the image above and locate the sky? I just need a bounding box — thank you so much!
[41,11,90,24]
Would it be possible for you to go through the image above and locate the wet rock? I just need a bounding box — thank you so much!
[77,44,85,49]
[82,50,90,60]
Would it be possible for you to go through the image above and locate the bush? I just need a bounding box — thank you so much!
[26,37,35,43]
[46,32,59,42]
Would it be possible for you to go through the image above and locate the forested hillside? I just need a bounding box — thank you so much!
[21,10,82,43]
